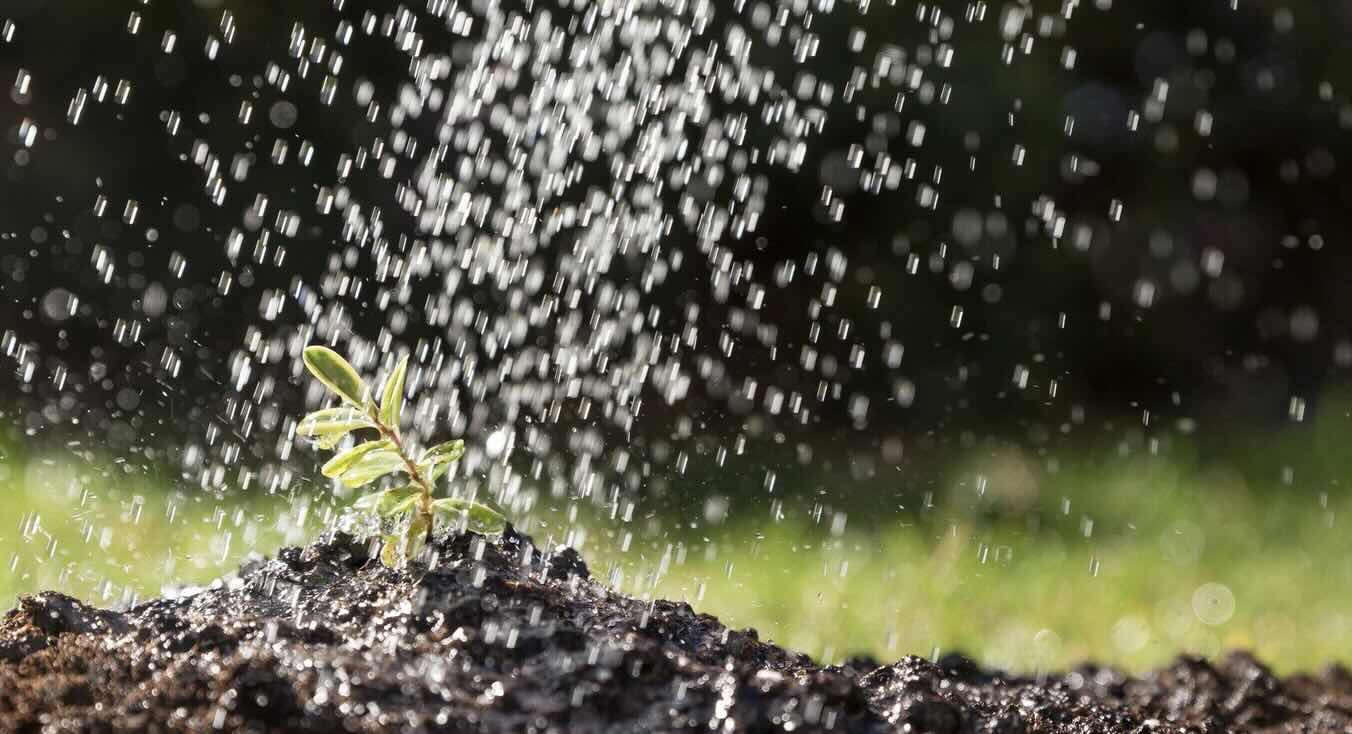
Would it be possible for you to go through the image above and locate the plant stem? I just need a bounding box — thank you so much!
[367,406,435,540]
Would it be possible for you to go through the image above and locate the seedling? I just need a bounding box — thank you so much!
[298,345,505,567]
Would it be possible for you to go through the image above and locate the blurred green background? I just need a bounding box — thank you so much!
[7,393,1352,675]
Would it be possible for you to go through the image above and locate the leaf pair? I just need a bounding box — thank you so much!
[302,346,408,431]
[322,439,407,488]
[319,439,462,491]
[369,496,505,567]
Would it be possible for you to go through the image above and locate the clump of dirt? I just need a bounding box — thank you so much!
[2,527,1349,733]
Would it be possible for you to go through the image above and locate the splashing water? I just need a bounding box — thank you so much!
[6,0,1046,514]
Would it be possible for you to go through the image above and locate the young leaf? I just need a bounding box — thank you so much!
[298,407,372,437]
[378,355,409,430]
[431,498,507,535]
[338,448,407,488]
[321,440,388,478]
[353,484,421,516]
[303,346,368,406]
[315,432,350,450]
[406,513,430,550]
[419,440,465,481]
[379,534,402,568]
[380,514,430,568]
[353,492,385,512]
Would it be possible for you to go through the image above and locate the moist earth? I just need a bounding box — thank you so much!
[1,528,1349,733]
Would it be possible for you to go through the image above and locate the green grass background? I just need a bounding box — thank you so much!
[3,431,1351,675]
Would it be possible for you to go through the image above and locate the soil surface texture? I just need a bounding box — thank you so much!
[2,527,1350,733]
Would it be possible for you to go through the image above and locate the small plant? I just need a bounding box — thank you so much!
[298,345,505,567]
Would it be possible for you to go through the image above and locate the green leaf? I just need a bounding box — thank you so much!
[379,534,402,568]
[338,448,407,488]
[353,492,384,512]
[298,407,372,436]
[298,408,373,449]
[380,515,430,568]
[315,432,350,450]
[406,513,430,554]
[353,484,421,516]
[431,498,507,535]
[419,440,465,482]
[321,440,388,478]
[303,346,368,406]
[379,355,409,430]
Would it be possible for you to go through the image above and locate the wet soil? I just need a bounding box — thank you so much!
[2,527,1350,733]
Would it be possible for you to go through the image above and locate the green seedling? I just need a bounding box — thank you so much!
[298,345,506,567]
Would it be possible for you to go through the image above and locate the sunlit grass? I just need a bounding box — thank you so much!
[0,452,314,609]
[3,442,1350,675]
[585,493,1352,675]
[518,454,1352,675]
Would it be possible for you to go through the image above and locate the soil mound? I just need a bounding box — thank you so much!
[2,528,1349,733]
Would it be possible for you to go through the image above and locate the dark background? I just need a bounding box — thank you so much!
[3,0,1351,505]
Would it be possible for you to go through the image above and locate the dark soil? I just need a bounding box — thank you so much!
[2,528,1350,733]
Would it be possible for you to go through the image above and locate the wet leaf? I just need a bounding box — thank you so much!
[301,412,373,450]
[379,355,408,430]
[353,484,421,516]
[338,448,406,488]
[315,432,350,450]
[379,512,430,569]
[420,440,465,463]
[420,440,465,482]
[431,498,507,534]
[379,534,401,568]
[297,407,372,437]
[321,440,388,478]
[404,513,430,562]
[303,346,367,406]
[352,492,384,512]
